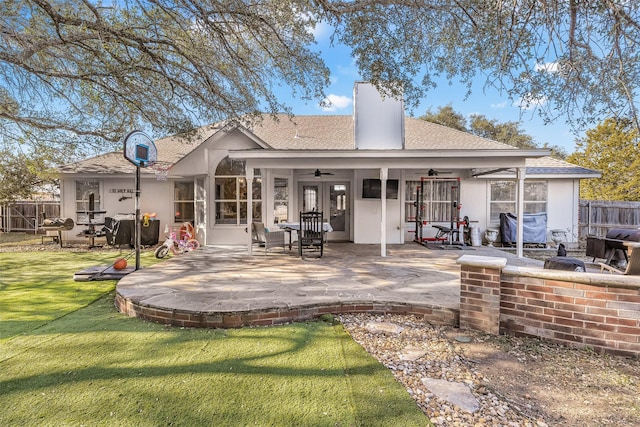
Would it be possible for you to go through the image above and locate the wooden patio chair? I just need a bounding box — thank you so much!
[298,211,324,258]
[599,242,640,275]
[251,222,285,254]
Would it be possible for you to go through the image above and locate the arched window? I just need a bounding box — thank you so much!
[214,157,261,225]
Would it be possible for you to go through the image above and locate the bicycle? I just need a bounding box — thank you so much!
[154,222,200,258]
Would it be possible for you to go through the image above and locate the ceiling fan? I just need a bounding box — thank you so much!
[427,168,453,176]
[413,168,453,176]
[303,169,334,178]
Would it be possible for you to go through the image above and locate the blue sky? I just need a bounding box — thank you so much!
[277,22,582,154]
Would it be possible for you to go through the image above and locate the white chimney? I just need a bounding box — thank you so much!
[353,82,405,150]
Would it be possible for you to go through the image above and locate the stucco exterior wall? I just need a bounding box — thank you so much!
[60,175,175,243]
[460,177,580,245]
[353,169,403,244]
[59,167,583,247]
[546,179,580,244]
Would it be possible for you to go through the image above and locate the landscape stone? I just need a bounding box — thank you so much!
[365,321,404,335]
[422,377,480,414]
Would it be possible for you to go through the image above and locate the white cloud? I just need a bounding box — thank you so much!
[515,94,547,110]
[535,62,560,73]
[320,94,352,112]
[490,101,508,109]
[335,57,361,80]
[308,20,332,39]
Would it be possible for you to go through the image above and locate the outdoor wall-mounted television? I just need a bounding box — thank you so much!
[362,179,399,199]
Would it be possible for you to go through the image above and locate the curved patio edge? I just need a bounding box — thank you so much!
[114,292,459,329]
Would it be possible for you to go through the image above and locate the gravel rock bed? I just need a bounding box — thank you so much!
[339,313,640,427]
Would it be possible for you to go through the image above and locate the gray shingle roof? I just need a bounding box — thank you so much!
[525,156,599,175]
[249,115,355,150]
[248,114,515,150]
[59,123,224,174]
[59,114,596,176]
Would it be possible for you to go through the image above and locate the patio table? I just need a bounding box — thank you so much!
[278,222,334,250]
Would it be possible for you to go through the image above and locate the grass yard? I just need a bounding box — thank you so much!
[0,249,429,426]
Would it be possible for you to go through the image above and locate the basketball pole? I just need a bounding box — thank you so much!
[123,130,156,272]
[135,164,141,271]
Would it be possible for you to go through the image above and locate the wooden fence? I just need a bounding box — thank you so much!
[579,199,640,237]
[0,201,61,233]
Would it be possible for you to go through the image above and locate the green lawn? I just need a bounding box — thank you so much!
[0,249,430,426]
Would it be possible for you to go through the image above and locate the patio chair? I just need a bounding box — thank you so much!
[251,222,285,254]
[599,242,640,275]
[298,211,324,258]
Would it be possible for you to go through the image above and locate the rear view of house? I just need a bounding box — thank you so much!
[58,82,599,254]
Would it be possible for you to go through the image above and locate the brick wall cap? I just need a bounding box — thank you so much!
[503,265,640,290]
[457,255,507,269]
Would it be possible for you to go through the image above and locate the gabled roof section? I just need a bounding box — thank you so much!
[58,151,137,175]
[403,117,516,150]
[59,122,228,174]
[58,114,591,177]
[246,114,517,150]
[248,114,355,150]
[153,122,225,163]
[472,156,601,178]
[525,156,600,175]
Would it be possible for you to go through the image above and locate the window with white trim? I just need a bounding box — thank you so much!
[214,157,261,225]
[174,181,195,223]
[405,179,457,223]
[489,180,547,222]
[75,180,102,223]
[273,177,289,224]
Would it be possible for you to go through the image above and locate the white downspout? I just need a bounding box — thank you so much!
[380,167,388,257]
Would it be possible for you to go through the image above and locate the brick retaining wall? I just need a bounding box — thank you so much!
[114,293,459,329]
[458,255,640,358]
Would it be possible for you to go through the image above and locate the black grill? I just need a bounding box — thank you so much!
[42,218,75,231]
[40,218,74,247]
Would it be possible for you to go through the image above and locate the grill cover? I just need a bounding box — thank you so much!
[499,212,547,244]
[605,228,640,250]
[544,257,586,272]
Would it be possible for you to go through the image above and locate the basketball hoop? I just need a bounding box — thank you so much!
[122,130,157,272]
[150,161,173,181]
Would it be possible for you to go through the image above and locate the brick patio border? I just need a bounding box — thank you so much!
[114,293,459,329]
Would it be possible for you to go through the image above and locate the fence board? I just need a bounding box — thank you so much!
[1,201,61,232]
[579,200,640,237]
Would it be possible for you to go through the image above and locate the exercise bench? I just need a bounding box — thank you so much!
[432,225,460,245]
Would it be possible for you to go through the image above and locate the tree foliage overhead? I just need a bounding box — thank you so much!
[567,118,640,201]
[1,0,639,199]
[2,1,640,151]
[1,0,330,150]
[335,0,640,132]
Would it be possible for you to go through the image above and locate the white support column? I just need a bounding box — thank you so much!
[380,167,388,257]
[516,167,525,258]
[247,168,254,255]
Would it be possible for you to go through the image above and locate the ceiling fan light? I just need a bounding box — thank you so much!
[314,169,322,178]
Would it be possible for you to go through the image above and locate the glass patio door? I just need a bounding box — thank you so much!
[328,183,349,241]
[299,182,350,241]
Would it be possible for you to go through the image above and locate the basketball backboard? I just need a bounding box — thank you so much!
[123,130,157,167]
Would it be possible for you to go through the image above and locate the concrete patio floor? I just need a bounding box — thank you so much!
[115,243,544,328]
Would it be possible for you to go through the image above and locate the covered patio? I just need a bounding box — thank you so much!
[115,243,542,328]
